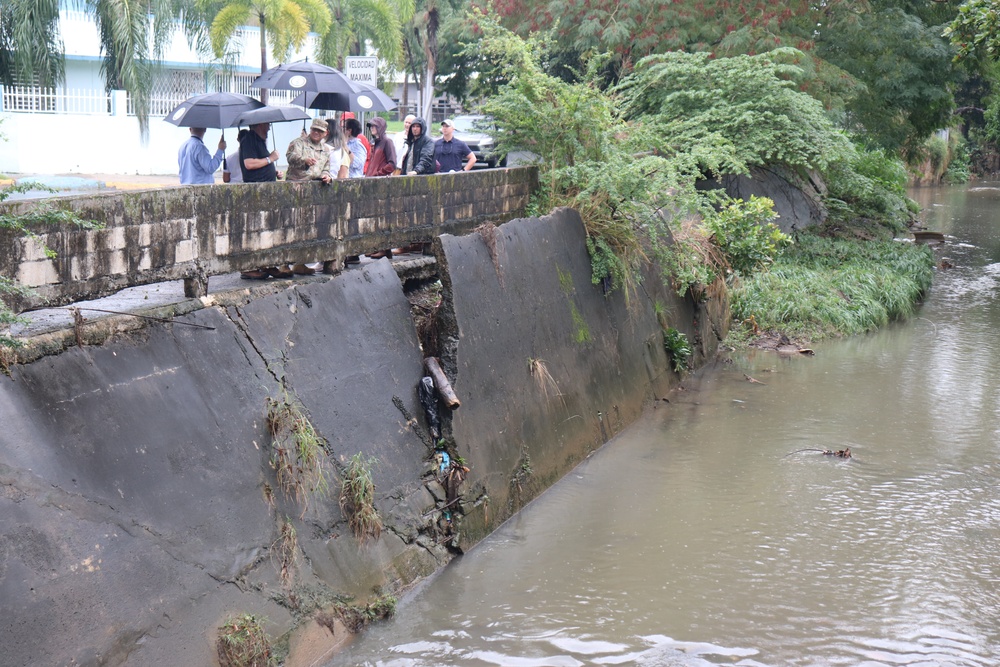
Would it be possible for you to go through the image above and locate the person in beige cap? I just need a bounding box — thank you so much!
[280,118,335,276]
[286,118,333,184]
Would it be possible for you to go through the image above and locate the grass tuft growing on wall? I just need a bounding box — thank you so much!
[217,613,274,667]
[266,394,329,518]
[339,453,383,543]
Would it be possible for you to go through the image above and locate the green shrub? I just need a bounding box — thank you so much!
[704,196,791,276]
[943,135,971,184]
[823,146,914,232]
[663,327,692,373]
[925,135,948,175]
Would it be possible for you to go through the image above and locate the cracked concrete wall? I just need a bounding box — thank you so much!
[438,208,726,545]
[0,260,446,667]
[0,209,729,667]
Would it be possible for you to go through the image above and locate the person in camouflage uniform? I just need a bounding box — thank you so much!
[286,118,332,183]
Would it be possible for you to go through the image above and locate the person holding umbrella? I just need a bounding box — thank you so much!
[237,121,288,280]
[178,128,226,184]
[239,122,282,183]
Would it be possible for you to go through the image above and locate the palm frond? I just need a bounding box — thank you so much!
[353,0,404,64]
[1,0,64,87]
[209,3,254,58]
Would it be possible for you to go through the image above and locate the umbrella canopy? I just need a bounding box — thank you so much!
[252,60,356,95]
[164,92,264,129]
[230,105,311,127]
[292,81,397,113]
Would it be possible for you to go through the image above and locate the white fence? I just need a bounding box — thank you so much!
[1,86,111,114]
[1,80,300,119]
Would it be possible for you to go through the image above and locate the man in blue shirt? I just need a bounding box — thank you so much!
[434,118,476,173]
[177,127,226,184]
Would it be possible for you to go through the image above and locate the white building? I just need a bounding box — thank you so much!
[0,7,457,177]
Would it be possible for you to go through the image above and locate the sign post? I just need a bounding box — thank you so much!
[344,56,378,88]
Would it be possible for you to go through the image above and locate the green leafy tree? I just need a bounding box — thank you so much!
[946,0,1000,62]
[489,0,964,159]
[615,49,854,173]
[818,7,958,160]
[478,15,871,298]
[197,0,332,102]
[407,0,466,119]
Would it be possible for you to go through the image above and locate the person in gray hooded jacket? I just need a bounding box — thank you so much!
[400,117,436,175]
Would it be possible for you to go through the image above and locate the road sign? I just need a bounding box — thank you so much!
[344,56,378,88]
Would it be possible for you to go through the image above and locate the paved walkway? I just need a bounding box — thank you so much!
[10,251,436,339]
[2,172,186,200]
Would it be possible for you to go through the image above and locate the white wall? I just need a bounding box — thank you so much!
[0,112,310,176]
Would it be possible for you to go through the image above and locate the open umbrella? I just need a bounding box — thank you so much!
[164,92,264,129]
[291,80,397,113]
[230,105,311,127]
[252,60,356,97]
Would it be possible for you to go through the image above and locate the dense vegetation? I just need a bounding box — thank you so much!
[476,15,934,342]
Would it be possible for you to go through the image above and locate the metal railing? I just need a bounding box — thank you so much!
[0,86,111,114]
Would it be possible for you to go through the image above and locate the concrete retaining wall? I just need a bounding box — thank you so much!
[0,208,728,666]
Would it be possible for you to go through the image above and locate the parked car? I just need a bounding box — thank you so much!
[450,114,505,169]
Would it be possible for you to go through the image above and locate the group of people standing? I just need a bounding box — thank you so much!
[177,111,479,278]
[178,112,477,186]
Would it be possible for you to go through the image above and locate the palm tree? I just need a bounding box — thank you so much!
[90,0,182,137]
[197,0,332,103]
[0,0,64,88]
[407,0,461,121]
[315,0,414,70]
[1,0,186,138]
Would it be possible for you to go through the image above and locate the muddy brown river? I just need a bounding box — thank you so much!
[325,184,1000,666]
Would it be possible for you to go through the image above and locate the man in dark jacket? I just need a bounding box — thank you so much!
[364,117,397,177]
[400,117,436,175]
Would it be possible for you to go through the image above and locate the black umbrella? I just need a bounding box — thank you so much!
[252,60,356,97]
[230,105,311,127]
[292,81,397,113]
[164,92,264,129]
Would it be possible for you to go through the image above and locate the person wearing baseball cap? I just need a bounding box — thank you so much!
[435,118,476,172]
[285,118,333,184]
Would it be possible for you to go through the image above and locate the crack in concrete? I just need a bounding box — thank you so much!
[223,305,283,387]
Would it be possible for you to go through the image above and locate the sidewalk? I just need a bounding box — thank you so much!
[1,172,185,200]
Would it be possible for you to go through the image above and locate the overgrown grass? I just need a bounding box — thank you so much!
[217,613,274,667]
[266,394,329,518]
[339,453,383,543]
[317,593,397,634]
[731,231,934,340]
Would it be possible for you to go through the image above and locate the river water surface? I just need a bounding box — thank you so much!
[326,184,1000,667]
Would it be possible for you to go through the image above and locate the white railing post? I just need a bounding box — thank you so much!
[111,90,128,116]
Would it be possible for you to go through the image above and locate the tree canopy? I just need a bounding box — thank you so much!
[197,0,332,83]
[487,0,970,159]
